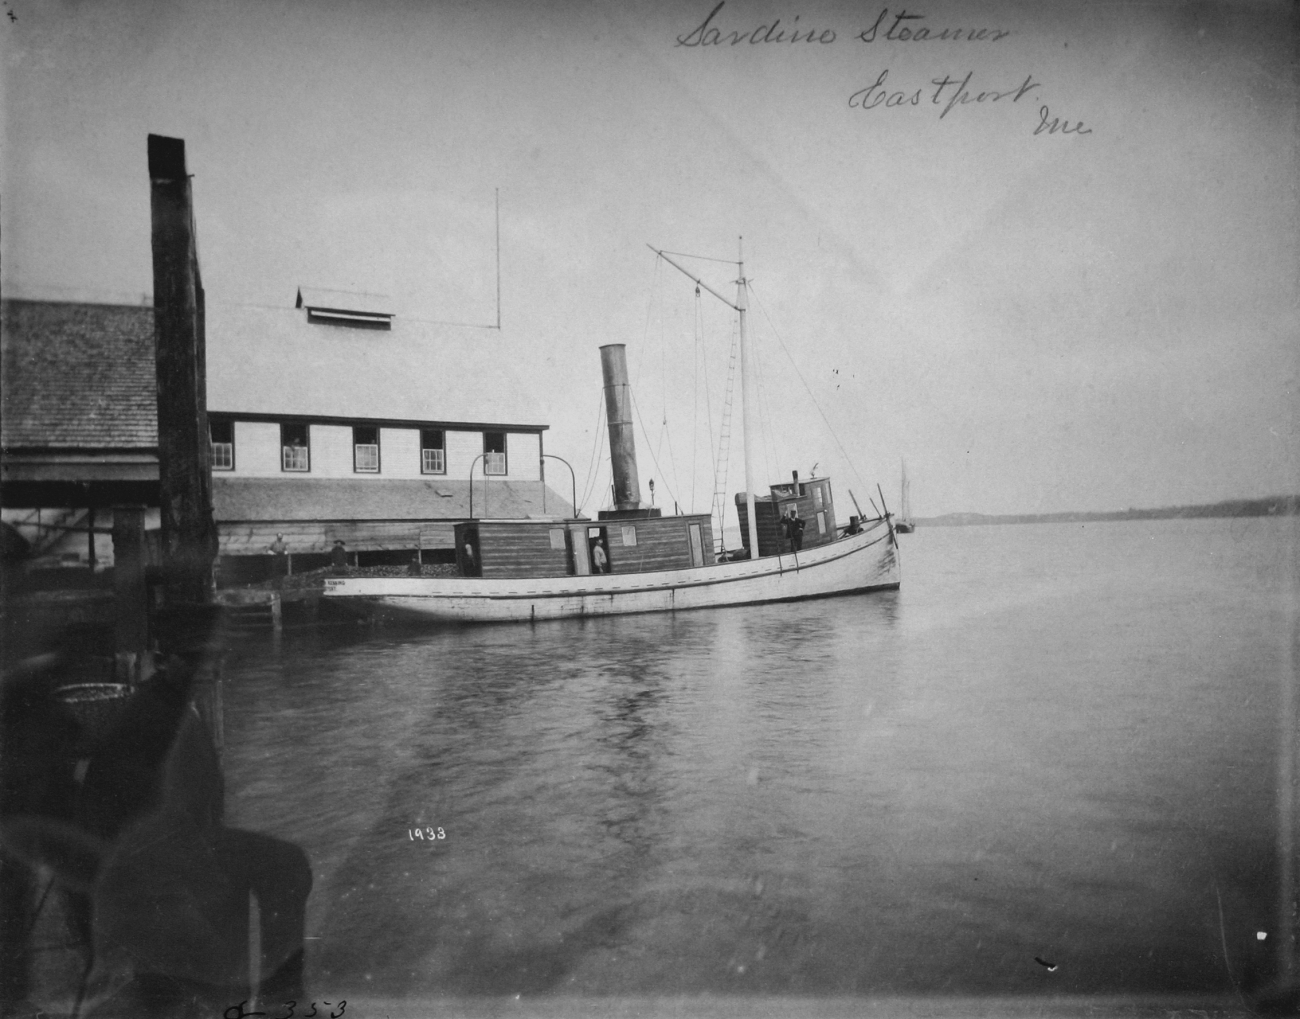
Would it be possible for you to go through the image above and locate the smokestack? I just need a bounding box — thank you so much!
[599,344,642,511]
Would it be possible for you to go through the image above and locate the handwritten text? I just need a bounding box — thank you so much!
[225,1000,346,1019]
[409,826,446,841]
[848,71,1041,119]
[1035,105,1092,135]
[675,3,1011,48]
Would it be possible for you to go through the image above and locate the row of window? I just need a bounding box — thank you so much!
[208,421,509,475]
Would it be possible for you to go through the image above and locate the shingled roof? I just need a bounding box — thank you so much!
[2,296,552,451]
[1,300,157,449]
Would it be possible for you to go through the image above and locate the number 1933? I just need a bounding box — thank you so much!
[408,826,446,841]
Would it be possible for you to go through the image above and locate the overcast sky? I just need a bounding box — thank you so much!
[3,0,1296,517]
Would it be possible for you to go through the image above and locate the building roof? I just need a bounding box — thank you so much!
[2,297,552,457]
[205,299,548,427]
[2,300,157,449]
[212,476,574,521]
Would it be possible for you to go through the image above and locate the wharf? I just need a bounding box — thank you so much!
[215,563,458,630]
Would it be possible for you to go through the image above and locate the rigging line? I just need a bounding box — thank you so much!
[637,256,663,393]
[714,316,740,540]
[651,336,682,509]
[691,289,702,515]
[578,392,602,508]
[752,315,780,490]
[663,406,682,511]
[630,387,682,511]
[700,292,719,520]
[588,411,609,515]
[577,390,607,515]
[657,249,739,265]
[748,282,874,495]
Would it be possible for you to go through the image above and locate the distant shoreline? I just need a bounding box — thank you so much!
[916,495,1300,528]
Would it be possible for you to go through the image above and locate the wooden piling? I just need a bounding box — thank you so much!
[112,505,149,682]
[148,133,218,605]
[149,134,223,768]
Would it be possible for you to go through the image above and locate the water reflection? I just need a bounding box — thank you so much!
[216,524,1287,1000]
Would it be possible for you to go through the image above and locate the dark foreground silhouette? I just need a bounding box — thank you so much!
[2,654,311,1018]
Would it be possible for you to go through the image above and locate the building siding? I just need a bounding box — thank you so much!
[231,421,282,477]
[309,425,354,477]
[508,432,541,481]
[445,429,483,479]
[381,427,423,479]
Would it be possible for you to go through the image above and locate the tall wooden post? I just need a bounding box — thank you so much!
[149,134,218,605]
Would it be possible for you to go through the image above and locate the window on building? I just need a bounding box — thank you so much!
[621,525,637,547]
[484,431,507,475]
[354,425,380,473]
[421,429,445,474]
[281,423,310,472]
[210,419,234,471]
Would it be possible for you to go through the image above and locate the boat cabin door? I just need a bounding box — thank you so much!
[588,526,611,574]
[459,526,481,577]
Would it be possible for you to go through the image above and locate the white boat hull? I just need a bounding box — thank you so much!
[323,520,899,624]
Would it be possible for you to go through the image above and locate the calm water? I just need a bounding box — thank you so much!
[220,517,1297,1002]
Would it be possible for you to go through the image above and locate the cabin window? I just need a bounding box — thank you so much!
[816,511,827,534]
[621,525,637,547]
[483,432,507,475]
[813,486,824,509]
[353,426,380,472]
[421,429,445,474]
[281,423,310,472]
[549,528,566,551]
[209,419,234,471]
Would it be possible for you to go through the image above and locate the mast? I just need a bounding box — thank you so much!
[736,240,759,558]
[646,240,759,554]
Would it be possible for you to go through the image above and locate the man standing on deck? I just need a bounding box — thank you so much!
[268,533,289,581]
[783,510,805,552]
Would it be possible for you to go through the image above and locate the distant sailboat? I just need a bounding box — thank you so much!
[895,460,915,533]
